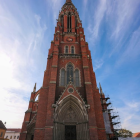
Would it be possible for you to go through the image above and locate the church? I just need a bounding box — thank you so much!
[19,0,117,140]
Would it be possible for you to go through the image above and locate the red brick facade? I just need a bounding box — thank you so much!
[19,0,107,140]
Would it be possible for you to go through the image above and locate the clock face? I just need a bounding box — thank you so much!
[67,37,73,42]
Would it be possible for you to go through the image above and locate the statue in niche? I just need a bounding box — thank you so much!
[55,35,59,41]
[65,107,76,121]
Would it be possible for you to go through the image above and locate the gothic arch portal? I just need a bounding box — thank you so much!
[54,95,89,140]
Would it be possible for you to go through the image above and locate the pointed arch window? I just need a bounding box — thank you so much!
[75,16,77,28]
[65,46,69,54]
[71,46,75,54]
[59,64,81,87]
[75,69,80,87]
[35,94,39,102]
[61,69,65,86]
[67,12,71,32]
[67,63,73,84]
[61,15,64,27]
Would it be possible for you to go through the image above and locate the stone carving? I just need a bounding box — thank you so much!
[65,107,76,121]
[55,35,59,41]
[67,37,73,42]
[80,37,84,41]
[68,88,74,93]
[60,2,81,23]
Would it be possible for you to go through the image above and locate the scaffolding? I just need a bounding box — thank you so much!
[99,83,122,140]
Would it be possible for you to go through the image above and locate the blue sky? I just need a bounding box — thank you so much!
[0,0,140,133]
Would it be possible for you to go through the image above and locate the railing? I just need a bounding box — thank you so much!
[59,54,82,58]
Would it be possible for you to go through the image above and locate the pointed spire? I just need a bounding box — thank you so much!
[66,0,72,3]
[33,83,36,92]
[99,83,103,95]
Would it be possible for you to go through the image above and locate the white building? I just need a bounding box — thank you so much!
[4,129,21,140]
[119,137,140,140]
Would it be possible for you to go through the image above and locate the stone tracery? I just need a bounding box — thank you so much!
[53,95,89,140]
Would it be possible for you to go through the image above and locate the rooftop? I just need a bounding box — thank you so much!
[133,132,140,137]
[0,121,6,130]
[6,129,21,133]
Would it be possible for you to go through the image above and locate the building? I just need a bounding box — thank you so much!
[0,121,6,140]
[118,138,140,140]
[133,132,140,138]
[4,129,21,140]
[19,0,117,140]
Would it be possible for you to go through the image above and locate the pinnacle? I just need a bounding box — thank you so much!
[33,83,36,92]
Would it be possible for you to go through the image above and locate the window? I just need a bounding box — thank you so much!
[6,136,8,138]
[10,136,12,139]
[75,69,80,87]
[61,69,65,86]
[35,94,39,101]
[67,63,73,84]
[59,64,80,87]
[0,132,3,137]
[65,46,69,54]
[17,136,19,139]
[75,16,77,28]
[61,15,64,27]
[14,136,16,139]
[67,12,71,32]
[71,46,75,54]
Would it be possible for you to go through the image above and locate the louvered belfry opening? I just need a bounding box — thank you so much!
[67,12,71,32]
[61,15,64,31]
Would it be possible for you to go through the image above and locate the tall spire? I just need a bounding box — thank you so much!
[66,0,72,3]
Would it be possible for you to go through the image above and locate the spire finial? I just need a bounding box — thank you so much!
[66,0,72,3]
[33,83,36,92]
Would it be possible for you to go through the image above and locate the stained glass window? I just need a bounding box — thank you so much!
[61,69,65,86]
[67,64,73,84]
[71,46,74,54]
[75,69,80,87]
[65,46,69,54]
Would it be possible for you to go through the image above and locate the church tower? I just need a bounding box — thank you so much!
[19,0,108,140]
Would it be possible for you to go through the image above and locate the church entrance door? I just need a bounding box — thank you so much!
[54,95,89,140]
[65,125,76,140]
[31,135,34,140]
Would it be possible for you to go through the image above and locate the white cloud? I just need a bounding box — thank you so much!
[0,88,28,128]
[94,59,104,71]
[118,101,140,133]
[109,0,140,56]
[88,0,107,40]
[116,26,140,66]
[111,0,140,39]
[83,0,88,11]
[46,0,65,25]
[0,1,47,128]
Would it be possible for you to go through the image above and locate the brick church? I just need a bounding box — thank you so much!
[19,0,116,140]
